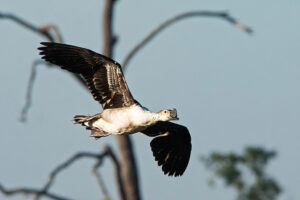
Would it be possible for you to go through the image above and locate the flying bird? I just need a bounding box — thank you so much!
[38,42,191,176]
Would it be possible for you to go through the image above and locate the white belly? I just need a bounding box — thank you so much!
[92,105,155,134]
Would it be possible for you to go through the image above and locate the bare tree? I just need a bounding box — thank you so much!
[0,1,251,199]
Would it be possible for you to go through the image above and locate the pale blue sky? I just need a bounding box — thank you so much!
[1,1,300,200]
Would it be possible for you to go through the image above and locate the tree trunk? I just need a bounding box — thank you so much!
[102,1,141,200]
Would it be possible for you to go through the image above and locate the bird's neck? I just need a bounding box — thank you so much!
[151,113,160,121]
[135,105,163,124]
[151,112,164,122]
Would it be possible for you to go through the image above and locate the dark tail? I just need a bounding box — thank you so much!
[73,114,101,130]
[73,115,110,140]
[73,115,90,124]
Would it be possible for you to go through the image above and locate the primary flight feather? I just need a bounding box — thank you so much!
[38,42,191,176]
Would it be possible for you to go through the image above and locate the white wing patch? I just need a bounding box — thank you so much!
[106,63,121,90]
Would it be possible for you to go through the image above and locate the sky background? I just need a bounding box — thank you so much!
[1,0,300,200]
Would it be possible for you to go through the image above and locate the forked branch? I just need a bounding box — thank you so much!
[34,151,108,200]
[0,184,71,200]
[34,145,124,200]
[0,12,61,42]
[0,12,87,121]
[92,146,126,200]
[0,146,124,200]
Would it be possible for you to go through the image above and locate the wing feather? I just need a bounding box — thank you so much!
[38,42,135,109]
[142,121,192,176]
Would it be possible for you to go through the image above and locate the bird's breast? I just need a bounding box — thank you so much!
[98,105,156,134]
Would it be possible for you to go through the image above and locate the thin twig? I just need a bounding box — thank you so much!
[90,146,126,200]
[20,60,45,122]
[19,59,86,122]
[92,160,111,200]
[0,183,71,200]
[35,152,107,200]
[122,10,253,71]
[0,12,56,42]
[40,24,63,43]
[104,146,126,200]
[0,12,87,121]
[32,146,124,200]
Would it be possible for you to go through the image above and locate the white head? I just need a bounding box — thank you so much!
[158,108,179,121]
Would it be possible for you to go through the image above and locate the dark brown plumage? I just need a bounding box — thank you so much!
[142,122,191,176]
[38,42,192,176]
[38,42,135,109]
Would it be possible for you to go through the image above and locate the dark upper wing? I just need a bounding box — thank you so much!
[142,121,192,177]
[38,42,135,109]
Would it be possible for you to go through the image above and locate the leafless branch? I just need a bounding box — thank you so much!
[91,146,126,200]
[0,12,87,121]
[0,183,71,200]
[30,145,125,200]
[34,151,108,200]
[91,146,127,200]
[104,146,126,200]
[40,24,63,43]
[20,60,46,122]
[122,10,253,71]
[0,12,61,42]
[92,161,111,200]
[19,59,86,122]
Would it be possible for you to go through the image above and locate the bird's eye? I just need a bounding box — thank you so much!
[164,110,167,113]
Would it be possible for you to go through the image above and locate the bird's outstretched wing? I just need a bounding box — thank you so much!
[38,42,135,109]
[142,121,192,176]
